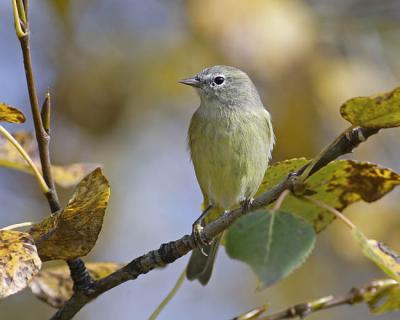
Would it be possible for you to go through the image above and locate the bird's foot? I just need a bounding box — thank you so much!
[192,221,210,251]
[241,198,254,213]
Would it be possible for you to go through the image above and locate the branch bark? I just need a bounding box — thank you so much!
[50,126,379,319]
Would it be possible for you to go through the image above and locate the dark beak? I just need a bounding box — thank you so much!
[179,77,201,87]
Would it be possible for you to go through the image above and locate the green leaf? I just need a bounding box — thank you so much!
[340,87,400,128]
[0,103,26,124]
[353,229,400,282]
[0,131,99,188]
[225,210,315,288]
[257,159,400,232]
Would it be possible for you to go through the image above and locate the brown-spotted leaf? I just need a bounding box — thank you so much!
[0,230,41,299]
[257,159,400,232]
[29,262,122,308]
[340,87,400,128]
[353,229,400,282]
[30,168,110,261]
[0,131,99,188]
[0,103,26,124]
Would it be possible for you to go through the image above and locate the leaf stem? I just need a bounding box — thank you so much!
[16,0,27,23]
[303,196,356,230]
[272,190,290,212]
[0,125,49,193]
[11,0,27,38]
[1,221,34,230]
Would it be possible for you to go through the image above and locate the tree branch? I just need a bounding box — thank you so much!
[50,126,379,319]
[14,0,93,295]
[232,279,397,320]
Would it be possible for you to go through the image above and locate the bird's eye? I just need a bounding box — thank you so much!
[213,76,225,85]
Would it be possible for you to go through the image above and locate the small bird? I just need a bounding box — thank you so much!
[181,65,275,285]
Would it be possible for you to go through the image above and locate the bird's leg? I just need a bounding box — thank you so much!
[192,204,213,250]
[240,198,254,213]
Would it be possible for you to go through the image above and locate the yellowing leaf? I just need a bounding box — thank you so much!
[353,229,400,282]
[257,159,400,232]
[29,262,123,308]
[0,131,99,188]
[368,281,400,314]
[340,87,400,128]
[52,163,101,188]
[30,168,110,261]
[0,103,26,124]
[0,230,41,299]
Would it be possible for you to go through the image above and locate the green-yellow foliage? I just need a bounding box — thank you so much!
[340,87,400,128]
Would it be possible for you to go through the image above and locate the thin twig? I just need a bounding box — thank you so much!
[18,21,60,212]
[14,0,93,296]
[232,279,398,320]
[50,126,379,320]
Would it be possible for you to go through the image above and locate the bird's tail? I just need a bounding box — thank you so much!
[186,233,223,285]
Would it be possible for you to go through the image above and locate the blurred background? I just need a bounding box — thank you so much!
[1,0,400,319]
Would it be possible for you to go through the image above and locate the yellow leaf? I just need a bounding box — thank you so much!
[0,230,41,299]
[29,262,123,308]
[340,87,400,128]
[0,131,99,188]
[0,103,26,124]
[30,168,110,261]
[353,229,400,282]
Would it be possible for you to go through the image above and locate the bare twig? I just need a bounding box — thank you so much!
[50,126,379,319]
[232,279,398,320]
[13,0,93,295]
[17,8,59,211]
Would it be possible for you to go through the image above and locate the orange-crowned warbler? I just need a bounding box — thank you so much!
[181,65,274,285]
